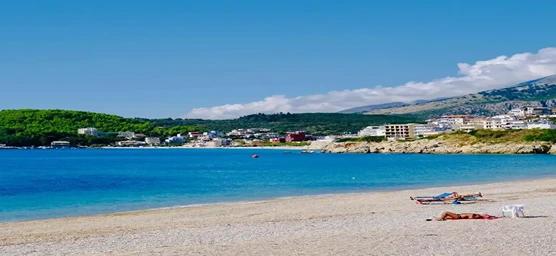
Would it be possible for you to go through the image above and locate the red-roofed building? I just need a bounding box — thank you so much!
[285,131,306,142]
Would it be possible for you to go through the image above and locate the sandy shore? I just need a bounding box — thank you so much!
[1,178,555,256]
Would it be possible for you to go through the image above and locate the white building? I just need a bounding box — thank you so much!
[413,124,440,138]
[77,127,98,137]
[51,141,70,148]
[145,137,161,146]
[483,115,516,130]
[204,130,224,139]
[226,129,247,137]
[427,115,479,131]
[455,117,486,132]
[508,108,526,118]
[483,119,504,130]
[165,134,186,144]
[358,126,385,137]
[437,115,466,127]
[117,131,135,140]
[507,120,527,130]
[527,121,556,129]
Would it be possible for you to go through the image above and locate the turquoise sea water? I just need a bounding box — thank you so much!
[1,149,555,222]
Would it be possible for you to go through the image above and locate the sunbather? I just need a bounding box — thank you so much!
[411,192,482,202]
[453,192,483,200]
[429,211,497,221]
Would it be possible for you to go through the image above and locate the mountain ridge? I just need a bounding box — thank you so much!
[341,75,556,117]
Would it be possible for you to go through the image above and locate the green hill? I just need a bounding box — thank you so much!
[0,109,203,146]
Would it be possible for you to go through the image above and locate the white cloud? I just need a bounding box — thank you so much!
[187,47,556,119]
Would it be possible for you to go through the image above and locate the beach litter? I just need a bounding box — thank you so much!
[502,204,525,218]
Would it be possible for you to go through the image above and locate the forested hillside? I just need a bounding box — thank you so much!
[151,112,423,135]
[0,110,201,146]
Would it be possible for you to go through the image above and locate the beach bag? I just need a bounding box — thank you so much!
[502,204,525,218]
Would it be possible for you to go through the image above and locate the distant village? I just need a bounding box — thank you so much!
[47,128,312,148]
[42,106,556,149]
[357,106,556,140]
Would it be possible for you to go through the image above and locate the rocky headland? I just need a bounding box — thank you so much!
[319,139,556,154]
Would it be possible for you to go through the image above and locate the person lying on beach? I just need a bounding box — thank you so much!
[411,192,483,202]
[427,211,497,221]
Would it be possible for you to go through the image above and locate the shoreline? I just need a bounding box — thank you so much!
[3,174,556,224]
[5,141,556,155]
[100,146,305,150]
[99,146,306,150]
[2,177,555,255]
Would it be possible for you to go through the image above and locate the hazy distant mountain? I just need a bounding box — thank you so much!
[341,75,556,117]
[339,102,410,113]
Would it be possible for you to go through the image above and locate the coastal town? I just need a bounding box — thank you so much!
[64,127,311,148]
[26,106,554,149]
[357,106,556,140]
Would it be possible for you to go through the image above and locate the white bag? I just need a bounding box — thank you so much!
[502,204,525,218]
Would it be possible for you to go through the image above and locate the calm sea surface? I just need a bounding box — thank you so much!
[1,149,555,222]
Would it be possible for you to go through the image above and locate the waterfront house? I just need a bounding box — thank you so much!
[187,132,202,139]
[165,134,186,145]
[116,140,146,147]
[51,141,70,148]
[286,131,306,142]
[269,137,286,143]
[145,137,161,146]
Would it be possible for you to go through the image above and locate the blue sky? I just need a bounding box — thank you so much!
[1,1,556,118]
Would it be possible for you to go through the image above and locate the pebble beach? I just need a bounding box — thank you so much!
[1,178,555,256]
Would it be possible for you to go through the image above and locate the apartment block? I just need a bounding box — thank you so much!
[384,124,416,140]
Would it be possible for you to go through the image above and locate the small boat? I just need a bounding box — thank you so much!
[301,150,315,154]
[251,154,259,158]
